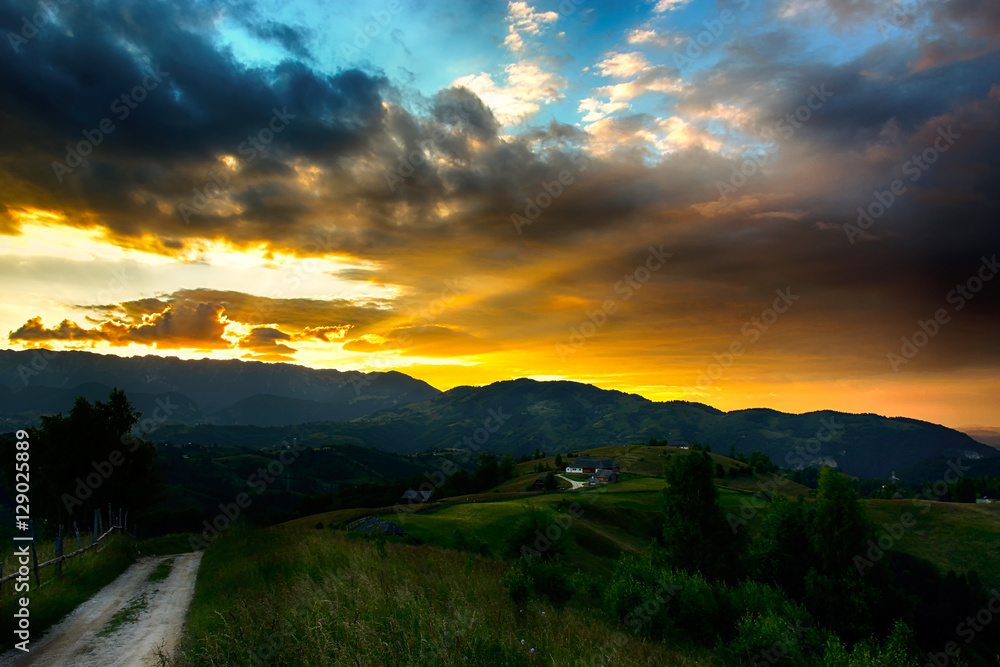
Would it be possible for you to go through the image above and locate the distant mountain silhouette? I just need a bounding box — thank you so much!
[336,379,996,478]
[0,349,440,427]
[1,354,994,479]
[146,378,1000,480]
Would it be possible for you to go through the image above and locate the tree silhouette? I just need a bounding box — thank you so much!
[2,388,163,534]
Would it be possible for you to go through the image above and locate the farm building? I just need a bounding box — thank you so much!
[565,456,620,474]
[401,488,434,503]
[594,469,618,484]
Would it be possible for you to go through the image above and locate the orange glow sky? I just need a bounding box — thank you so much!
[2,0,999,430]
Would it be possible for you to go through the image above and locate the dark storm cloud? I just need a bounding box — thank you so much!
[0,0,388,245]
[1,0,998,377]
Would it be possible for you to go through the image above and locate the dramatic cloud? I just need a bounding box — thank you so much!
[1,0,999,427]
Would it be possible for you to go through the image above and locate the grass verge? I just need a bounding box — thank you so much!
[0,534,137,650]
[177,522,716,666]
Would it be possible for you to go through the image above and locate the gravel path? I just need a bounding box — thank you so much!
[0,552,203,666]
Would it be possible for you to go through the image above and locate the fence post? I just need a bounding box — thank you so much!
[74,521,81,551]
[0,562,3,597]
[93,509,99,547]
[55,524,64,576]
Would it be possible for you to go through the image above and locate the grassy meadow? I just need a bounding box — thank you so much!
[176,524,717,666]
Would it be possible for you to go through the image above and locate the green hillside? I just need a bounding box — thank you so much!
[175,445,1000,666]
[147,379,998,480]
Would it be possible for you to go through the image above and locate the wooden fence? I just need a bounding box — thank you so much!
[0,507,128,595]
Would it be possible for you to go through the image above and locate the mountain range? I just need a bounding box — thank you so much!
[0,349,439,426]
[1,350,996,480]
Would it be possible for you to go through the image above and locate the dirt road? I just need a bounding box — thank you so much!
[0,551,202,666]
[558,474,586,489]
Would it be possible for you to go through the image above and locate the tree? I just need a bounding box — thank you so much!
[954,477,976,503]
[660,451,742,580]
[554,453,563,469]
[473,454,499,490]
[499,454,516,482]
[748,451,777,474]
[810,467,872,576]
[749,496,814,599]
[505,508,572,562]
[2,388,163,534]
[544,471,558,490]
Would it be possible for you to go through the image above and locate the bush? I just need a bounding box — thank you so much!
[501,558,573,607]
[501,566,532,606]
[723,609,812,666]
[569,571,603,605]
[450,528,491,557]
[605,550,731,644]
[816,621,920,666]
[524,559,573,606]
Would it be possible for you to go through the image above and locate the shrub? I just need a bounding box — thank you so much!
[524,559,573,606]
[501,566,532,606]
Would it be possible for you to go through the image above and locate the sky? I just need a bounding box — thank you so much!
[1,0,999,430]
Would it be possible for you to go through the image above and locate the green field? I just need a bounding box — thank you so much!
[171,443,1000,666]
[179,524,718,666]
[863,499,1000,584]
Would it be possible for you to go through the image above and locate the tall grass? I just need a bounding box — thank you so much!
[177,523,716,666]
[0,534,136,650]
